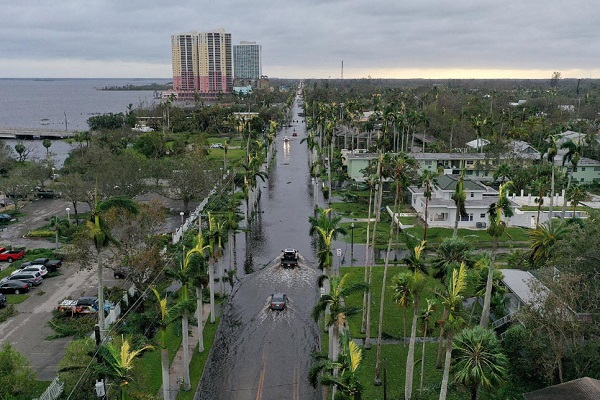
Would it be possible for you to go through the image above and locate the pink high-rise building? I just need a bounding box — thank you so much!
[171,29,232,99]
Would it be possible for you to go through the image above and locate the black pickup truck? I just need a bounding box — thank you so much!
[21,257,62,273]
[280,248,299,268]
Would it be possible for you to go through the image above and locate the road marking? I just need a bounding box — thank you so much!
[255,356,266,400]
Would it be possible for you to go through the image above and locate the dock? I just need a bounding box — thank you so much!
[0,128,77,140]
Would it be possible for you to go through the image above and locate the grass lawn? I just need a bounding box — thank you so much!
[178,317,220,400]
[129,323,184,397]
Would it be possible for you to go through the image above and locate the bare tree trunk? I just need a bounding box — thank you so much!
[209,263,215,323]
[182,310,191,390]
[161,349,170,400]
[480,238,497,327]
[361,187,373,334]
[405,299,419,399]
[196,286,204,352]
[439,332,454,400]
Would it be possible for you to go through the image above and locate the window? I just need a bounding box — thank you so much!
[470,192,474,198]
[460,214,473,222]
[581,167,586,172]
[594,167,600,171]
[480,213,486,218]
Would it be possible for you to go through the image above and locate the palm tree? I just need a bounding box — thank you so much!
[309,329,364,399]
[528,221,567,268]
[86,194,138,336]
[419,299,436,394]
[151,287,193,400]
[546,134,558,225]
[452,326,508,400]
[361,174,378,335]
[566,182,590,215]
[374,154,417,385]
[560,140,582,218]
[391,261,427,400]
[207,212,225,322]
[49,216,69,250]
[97,337,154,400]
[530,178,550,225]
[493,163,512,184]
[312,274,368,362]
[438,263,468,400]
[452,172,468,237]
[480,182,513,328]
[418,170,438,241]
[166,232,209,391]
[309,208,347,275]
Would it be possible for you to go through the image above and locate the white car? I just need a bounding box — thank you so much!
[14,264,48,277]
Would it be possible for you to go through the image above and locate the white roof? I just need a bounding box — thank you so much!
[500,269,546,305]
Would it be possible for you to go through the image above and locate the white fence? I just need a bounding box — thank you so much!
[33,376,64,400]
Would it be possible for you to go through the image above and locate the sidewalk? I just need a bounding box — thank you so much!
[163,303,212,400]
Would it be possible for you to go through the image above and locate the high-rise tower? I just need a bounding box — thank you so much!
[233,41,262,85]
[171,29,232,99]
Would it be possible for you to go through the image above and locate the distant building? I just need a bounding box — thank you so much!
[233,41,262,86]
[171,29,233,99]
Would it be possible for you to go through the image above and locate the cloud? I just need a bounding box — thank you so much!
[1,0,598,78]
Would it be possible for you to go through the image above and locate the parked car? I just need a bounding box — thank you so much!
[0,280,30,294]
[270,292,288,311]
[15,265,48,277]
[210,143,224,149]
[35,187,59,199]
[0,293,6,307]
[3,271,43,286]
[0,213,12,222]
[21,258,62,272]
[0,247,25,263]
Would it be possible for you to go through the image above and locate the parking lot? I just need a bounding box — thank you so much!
[0,198,106,381]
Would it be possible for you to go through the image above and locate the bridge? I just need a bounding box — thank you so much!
[0,127,78,140]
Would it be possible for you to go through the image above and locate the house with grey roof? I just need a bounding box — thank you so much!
[408,175,518,229]
[523,377,600,400]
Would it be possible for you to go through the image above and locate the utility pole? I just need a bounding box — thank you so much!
[341,60,344,80]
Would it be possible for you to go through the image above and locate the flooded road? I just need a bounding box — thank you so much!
[197,91,323,400]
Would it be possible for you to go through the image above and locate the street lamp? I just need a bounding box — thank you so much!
[66,207,71,224]
[180,211,185,225]
[350,222,355,266]
[51,167,55,181]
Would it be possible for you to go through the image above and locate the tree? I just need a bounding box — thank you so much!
[97,336,154,400]
[546,134,558,226]
[59,338,97,400]
[43,138,52,158]
[170,155,214,214]
[165,232,208,391]
[391,257,427,400]
[0,342,36,399]
[207,212,225,322]
[452,172,468,237]
[528,221,567,268]
[481,181,513,328]
[566,182,589,214]
[85,194,138,336]
[418,170,438,241]
[309,329,364,399]
[14,141,32,162]
[438,263,468,400]
[419,299,436,394]
[312,274,367,363]
[309,207,347,274]
[59,173,89,224]
[452,326,508,400]
[560,140,581,218]
[151,287,192,400]
[530,178,550,225]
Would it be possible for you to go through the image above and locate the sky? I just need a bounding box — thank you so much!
[1,0,599,80]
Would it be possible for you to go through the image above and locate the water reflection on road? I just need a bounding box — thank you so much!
[197,94,322,400]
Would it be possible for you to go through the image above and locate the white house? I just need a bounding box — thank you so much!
[408,174,518,229]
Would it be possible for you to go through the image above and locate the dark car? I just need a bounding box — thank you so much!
[21,257,62,272]
[0,213,12,222]
[270,292,288,311]
[0,280,31,294]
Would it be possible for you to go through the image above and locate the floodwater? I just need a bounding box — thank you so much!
[197,91,323,400]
